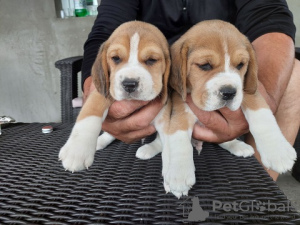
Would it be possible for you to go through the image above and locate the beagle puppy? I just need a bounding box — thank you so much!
[141,20,297,198]
[59,21,171,172]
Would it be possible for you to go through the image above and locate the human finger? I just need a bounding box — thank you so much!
[186,95,248,143]
[106,100,150,121]
[102,98,163,142]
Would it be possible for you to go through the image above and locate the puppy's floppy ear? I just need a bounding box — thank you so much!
[243,42,258,95]
[169,40,188,101]
[160,53,171,104]
[92,41,110,97]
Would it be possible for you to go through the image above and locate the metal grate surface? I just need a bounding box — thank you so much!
[0,123,299,225]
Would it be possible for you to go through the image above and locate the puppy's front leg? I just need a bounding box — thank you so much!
[59,90,112,172]
[164,128,195,198]
[163,93,198,198]
[135,99,172,160]
[242,92,297,173]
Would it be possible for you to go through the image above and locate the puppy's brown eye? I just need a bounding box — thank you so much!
[112,56,121,64]
[198,63,213,71]
[145,58,157,66]
[236,62,244,70]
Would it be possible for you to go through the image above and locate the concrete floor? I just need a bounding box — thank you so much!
[276,172,300,212]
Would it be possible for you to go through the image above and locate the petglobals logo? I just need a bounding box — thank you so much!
[180,196,294,222]
[212,200,293,213]
[180,196,210,222]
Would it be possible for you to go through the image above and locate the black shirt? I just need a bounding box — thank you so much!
[81,0,296,88]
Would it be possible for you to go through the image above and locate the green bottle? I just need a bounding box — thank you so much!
[74,0,88,17]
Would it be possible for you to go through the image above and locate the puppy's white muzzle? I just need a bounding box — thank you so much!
[204,72,243,111]
[113,65,156,101]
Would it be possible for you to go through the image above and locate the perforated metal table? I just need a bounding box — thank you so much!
[0,123,299,224]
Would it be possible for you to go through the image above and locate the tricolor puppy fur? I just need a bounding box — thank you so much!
[59,21,171,172]
[141,20,297,198]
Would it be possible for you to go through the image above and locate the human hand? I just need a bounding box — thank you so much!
[83,76,96,104]
[186,94,249,143]
[102,98,164,143]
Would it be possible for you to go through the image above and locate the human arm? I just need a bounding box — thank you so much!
[252,32,295,113]
[235,0,295,111]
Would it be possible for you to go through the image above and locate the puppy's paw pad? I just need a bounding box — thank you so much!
[192,139,203,152]
[59,135,97,172]
[173,190,184,199]
[220,140,254,158]
[163,164,195,198]
[136,144,162,160]
[96,133,114,150]
[186,174,196,187]
[229,142,254,158]
[260,141,296,174]
[96,140,107,150]
[164,181,171,194]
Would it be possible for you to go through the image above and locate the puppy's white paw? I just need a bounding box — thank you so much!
[59,133,97,172]
[259,138,297,174]
[220,140,254,158]
[136,134,162,160]
[243,108,297,174]
[59,116,102,172]
[96,132,115,150]
[191,138,203,154]
[136,144,162,160]
[163,161,195,199]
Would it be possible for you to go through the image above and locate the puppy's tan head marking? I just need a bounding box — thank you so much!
[92,21,170,104]
[170,20,258,111]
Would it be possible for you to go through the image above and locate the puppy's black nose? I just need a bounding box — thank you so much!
[122,79,139,93]
[220,86,236,100]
